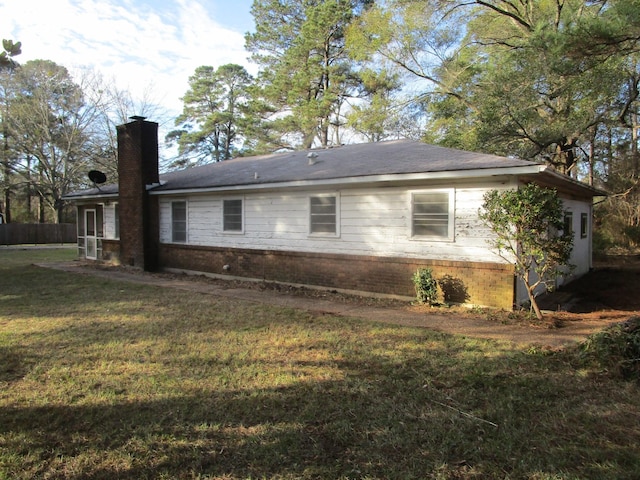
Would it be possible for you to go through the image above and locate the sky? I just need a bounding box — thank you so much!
[0,0,257,120]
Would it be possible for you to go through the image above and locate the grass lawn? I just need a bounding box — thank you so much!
[0,248,639,479]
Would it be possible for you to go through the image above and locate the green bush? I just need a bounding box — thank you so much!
[580,316,640,381]
[412,268,438,305]
[592,229,615,254]
[623,225,640,247]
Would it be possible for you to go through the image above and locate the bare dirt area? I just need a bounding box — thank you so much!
[533,255,640,324]
[49,255,640,348]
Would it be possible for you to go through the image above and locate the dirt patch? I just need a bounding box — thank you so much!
[55,256,640,348]
[529,255,640,327]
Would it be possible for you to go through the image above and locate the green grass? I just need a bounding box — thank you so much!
[0,248,639,479]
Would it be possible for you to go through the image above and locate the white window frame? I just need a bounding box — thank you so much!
[85,208,97,260]
[114,203,120,240]
[309,193,340,237]
[580,212,588,239]
[410,188,455,241]
[564,211,574,236]
[171,200,188,243]
[222,197,244,234]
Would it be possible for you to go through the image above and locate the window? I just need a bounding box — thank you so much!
[411,190,454,240]
[114,203,120,239]
[171,201,187,243]
[563,212,573,236]
[223,198,243,233]
[310,195,338,235]
[580,212,588,239]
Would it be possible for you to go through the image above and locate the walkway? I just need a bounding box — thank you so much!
[42,261,624,349]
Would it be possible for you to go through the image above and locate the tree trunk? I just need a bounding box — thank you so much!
[2,149,10,223]
[551,138,578,176]
[56,199,63,224]
[3,188,10,223]
[38,192,45,223]
[302,130,316,150]
[2,115,11,223]
[632,111,639,177]
[587,127,596,186]
[26,156,32,221]
[526,284,544,321]
[524,270,544,321]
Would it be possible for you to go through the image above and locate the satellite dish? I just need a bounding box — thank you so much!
[88,170,107,185]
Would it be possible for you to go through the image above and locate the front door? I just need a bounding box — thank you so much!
[85,209,97,260]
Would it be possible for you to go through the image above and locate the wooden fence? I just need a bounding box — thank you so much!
[0,223,77,245]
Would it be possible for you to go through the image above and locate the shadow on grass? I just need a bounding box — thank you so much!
[2,261,640,479]
[2,352,640,479]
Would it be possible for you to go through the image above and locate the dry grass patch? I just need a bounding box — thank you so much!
[1,248,639,479]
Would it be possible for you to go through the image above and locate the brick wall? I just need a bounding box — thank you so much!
[159,243,516,309]
[116,118,159,270]
[101,239,121,264]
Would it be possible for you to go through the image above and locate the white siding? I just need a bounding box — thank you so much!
[158,180,515,263]
[561,198,592,278]
[103,203,118,240]
[514,196,593,305]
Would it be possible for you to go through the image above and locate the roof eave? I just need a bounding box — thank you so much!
[62,192,119,202]
[149,164,547,196]
[524,169,608,198]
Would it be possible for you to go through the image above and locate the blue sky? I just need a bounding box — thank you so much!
[0,0,256,116]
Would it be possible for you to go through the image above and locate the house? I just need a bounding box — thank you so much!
[64,118,604,309]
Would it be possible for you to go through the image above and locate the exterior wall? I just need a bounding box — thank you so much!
[159,243,515,309]
[156,179,518,308]
[101,239,121,264]
[76,203,118,261]
[76,204,104,260]
[158,180,512,264]
[562,197,593,278]
[514,196,594,305]
[103,203,118,240]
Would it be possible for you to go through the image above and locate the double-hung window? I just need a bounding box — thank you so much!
[580,212,588,239]
[310,194,339,235]
[171,200,187,243]
[411,189,454,241]
[564,211,574,236]
[223,198,243,233]
[114,203,120,240]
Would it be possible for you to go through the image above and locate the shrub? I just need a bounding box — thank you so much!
[479,184,573,320]
[623,225,640,247]
[580,316,640,381]
[592,229,615,254]
[412,268,438,305]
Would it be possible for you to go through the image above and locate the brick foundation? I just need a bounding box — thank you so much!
[101,239,121,264]
[159,244,516,309]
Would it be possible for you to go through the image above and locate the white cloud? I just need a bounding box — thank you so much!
[0,0,253,115]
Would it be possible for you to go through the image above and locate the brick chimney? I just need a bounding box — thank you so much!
[116,117,160,270]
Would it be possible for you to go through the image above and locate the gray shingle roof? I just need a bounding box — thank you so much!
[155,139,536,192]
[64,139,542,199]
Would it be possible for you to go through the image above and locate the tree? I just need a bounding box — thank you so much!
[167,64,253,166]
[345,68,402,142]
[346,0,469,144]
[0,39,21,69]
[0,39,21,223]
[479,184,574,320]
[246,0,374,149]
[83,68,170,181]
[7,60,98,223]
[348,0,640,174]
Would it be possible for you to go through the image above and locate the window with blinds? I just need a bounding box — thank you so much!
[411,190,454,240]
[171,201,187,243]
[310,195,338,235]
[223,199,243,233]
